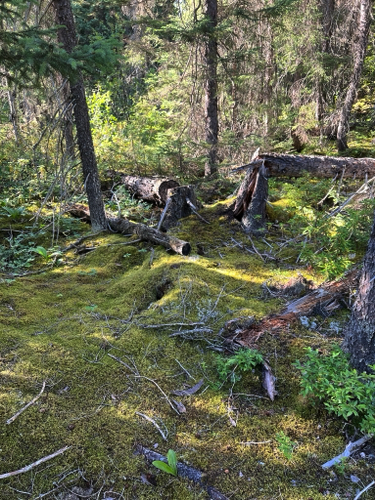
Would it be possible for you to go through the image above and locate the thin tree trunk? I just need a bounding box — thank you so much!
[343,215,375,372]
[336,0,371,152]
[203,0,219,177]
[7,84,20,144]
[52,0,107,232]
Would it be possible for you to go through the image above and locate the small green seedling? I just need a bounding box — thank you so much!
[275,431,296,460]
[152,449,178,477]
[334,456,348,475]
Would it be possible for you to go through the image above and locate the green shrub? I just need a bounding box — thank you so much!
[216,348,264,384]
[294,346,375,434]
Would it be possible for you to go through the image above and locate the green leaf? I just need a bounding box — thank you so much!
[152,460,177,476]
[32,246,48,259]
[167,449,177,473]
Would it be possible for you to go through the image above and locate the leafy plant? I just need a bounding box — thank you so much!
[216,348,264,384]
[334,456,348,475]
[32,246,63,263]
[0,206,26,219]
[152,449,178,477]
[294,346,375,434]
[275,431,297,460]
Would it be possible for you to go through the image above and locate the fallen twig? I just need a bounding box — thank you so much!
[135,445,228,500]
[171,379,204,396]
[321,434,373,469]
[241,440,272,446]
[354,480,375,500]
[0,446,71,480]
[169,327,214,337]
[6,380,47,424]
[186,198,210,224]
[135,412,168,441]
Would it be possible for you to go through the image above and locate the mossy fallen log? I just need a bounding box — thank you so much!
[65,204,191,256]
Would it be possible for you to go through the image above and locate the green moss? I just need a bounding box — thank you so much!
[0,196,367,499]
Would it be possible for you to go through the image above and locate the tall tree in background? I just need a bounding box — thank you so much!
[52,0,107,232]
[203,0,218,177]
[336,0,371,151]
[343,214,375,372]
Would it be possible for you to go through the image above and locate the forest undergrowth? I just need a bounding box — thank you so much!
[1,154,375,499]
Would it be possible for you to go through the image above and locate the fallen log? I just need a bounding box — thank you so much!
[65,204,191,256]
[118,175,179,206]
[256,153,375,179]
[108,217,191,256]
[225,269,359,347]
[135,445,228,500]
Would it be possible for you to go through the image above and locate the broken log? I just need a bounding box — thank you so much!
[65,204,191,256]
[231,162,268,235]
[226,269,359,347]
[118,175,179,206]
[256,153,375,179]
[162,185,200,230]
[135,445,228,500]
[108,217,191,256]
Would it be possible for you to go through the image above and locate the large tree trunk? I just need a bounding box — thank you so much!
[203,0,219,177]
[343,217,375,373]
[52,0,107,233]
[238,153,375,179]
[336,0,371,151]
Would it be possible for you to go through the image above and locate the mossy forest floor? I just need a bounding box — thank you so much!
[0,182,374,499]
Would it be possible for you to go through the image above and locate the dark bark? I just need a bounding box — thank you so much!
[343,216,375,372]
[162,185,200,230]
[108,217,191,255]
[225,270,359,348]
[119,175,179,206]
[244,153,375,179]
[52,0,107,232]
[233,163,268,235]
[336,0,371,151]
[203,0,219,177]
[135,445,228,500]
[65,203,191,255]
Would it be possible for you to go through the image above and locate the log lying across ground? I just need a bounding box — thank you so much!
[254,153,375,179]
[65,204,191,256]
[119,175,179,206]
[135,445,228,500]
[226,270,359,348]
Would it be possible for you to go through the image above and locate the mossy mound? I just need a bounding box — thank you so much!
[0,199,370,499]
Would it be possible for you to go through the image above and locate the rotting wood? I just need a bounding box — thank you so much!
[135,445,229,500]
[231,162,268,235]
[233,153,375,180]
[65,204,191,256]
[0,446,71,480]
[117,175,179,206]
[225,269,359,348]
[321,434,373,469]
[161,185,200,230]
[108,217,191,256]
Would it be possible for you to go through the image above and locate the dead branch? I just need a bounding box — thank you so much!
[135,445,228,500]
[135,412,168,441]
[321,434,373,469]
[354,480,375,500]
[0,446,71,480]
[6,380,46,424]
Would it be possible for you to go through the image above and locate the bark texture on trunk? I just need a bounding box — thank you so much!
[162,185,199,230]
[52,0,107,232]
[336,0,371,151]
[232,163,268,235]
[249,153,375,179]
[203,0,218,177]
[119,175,179,206]
[343,217,375,372]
